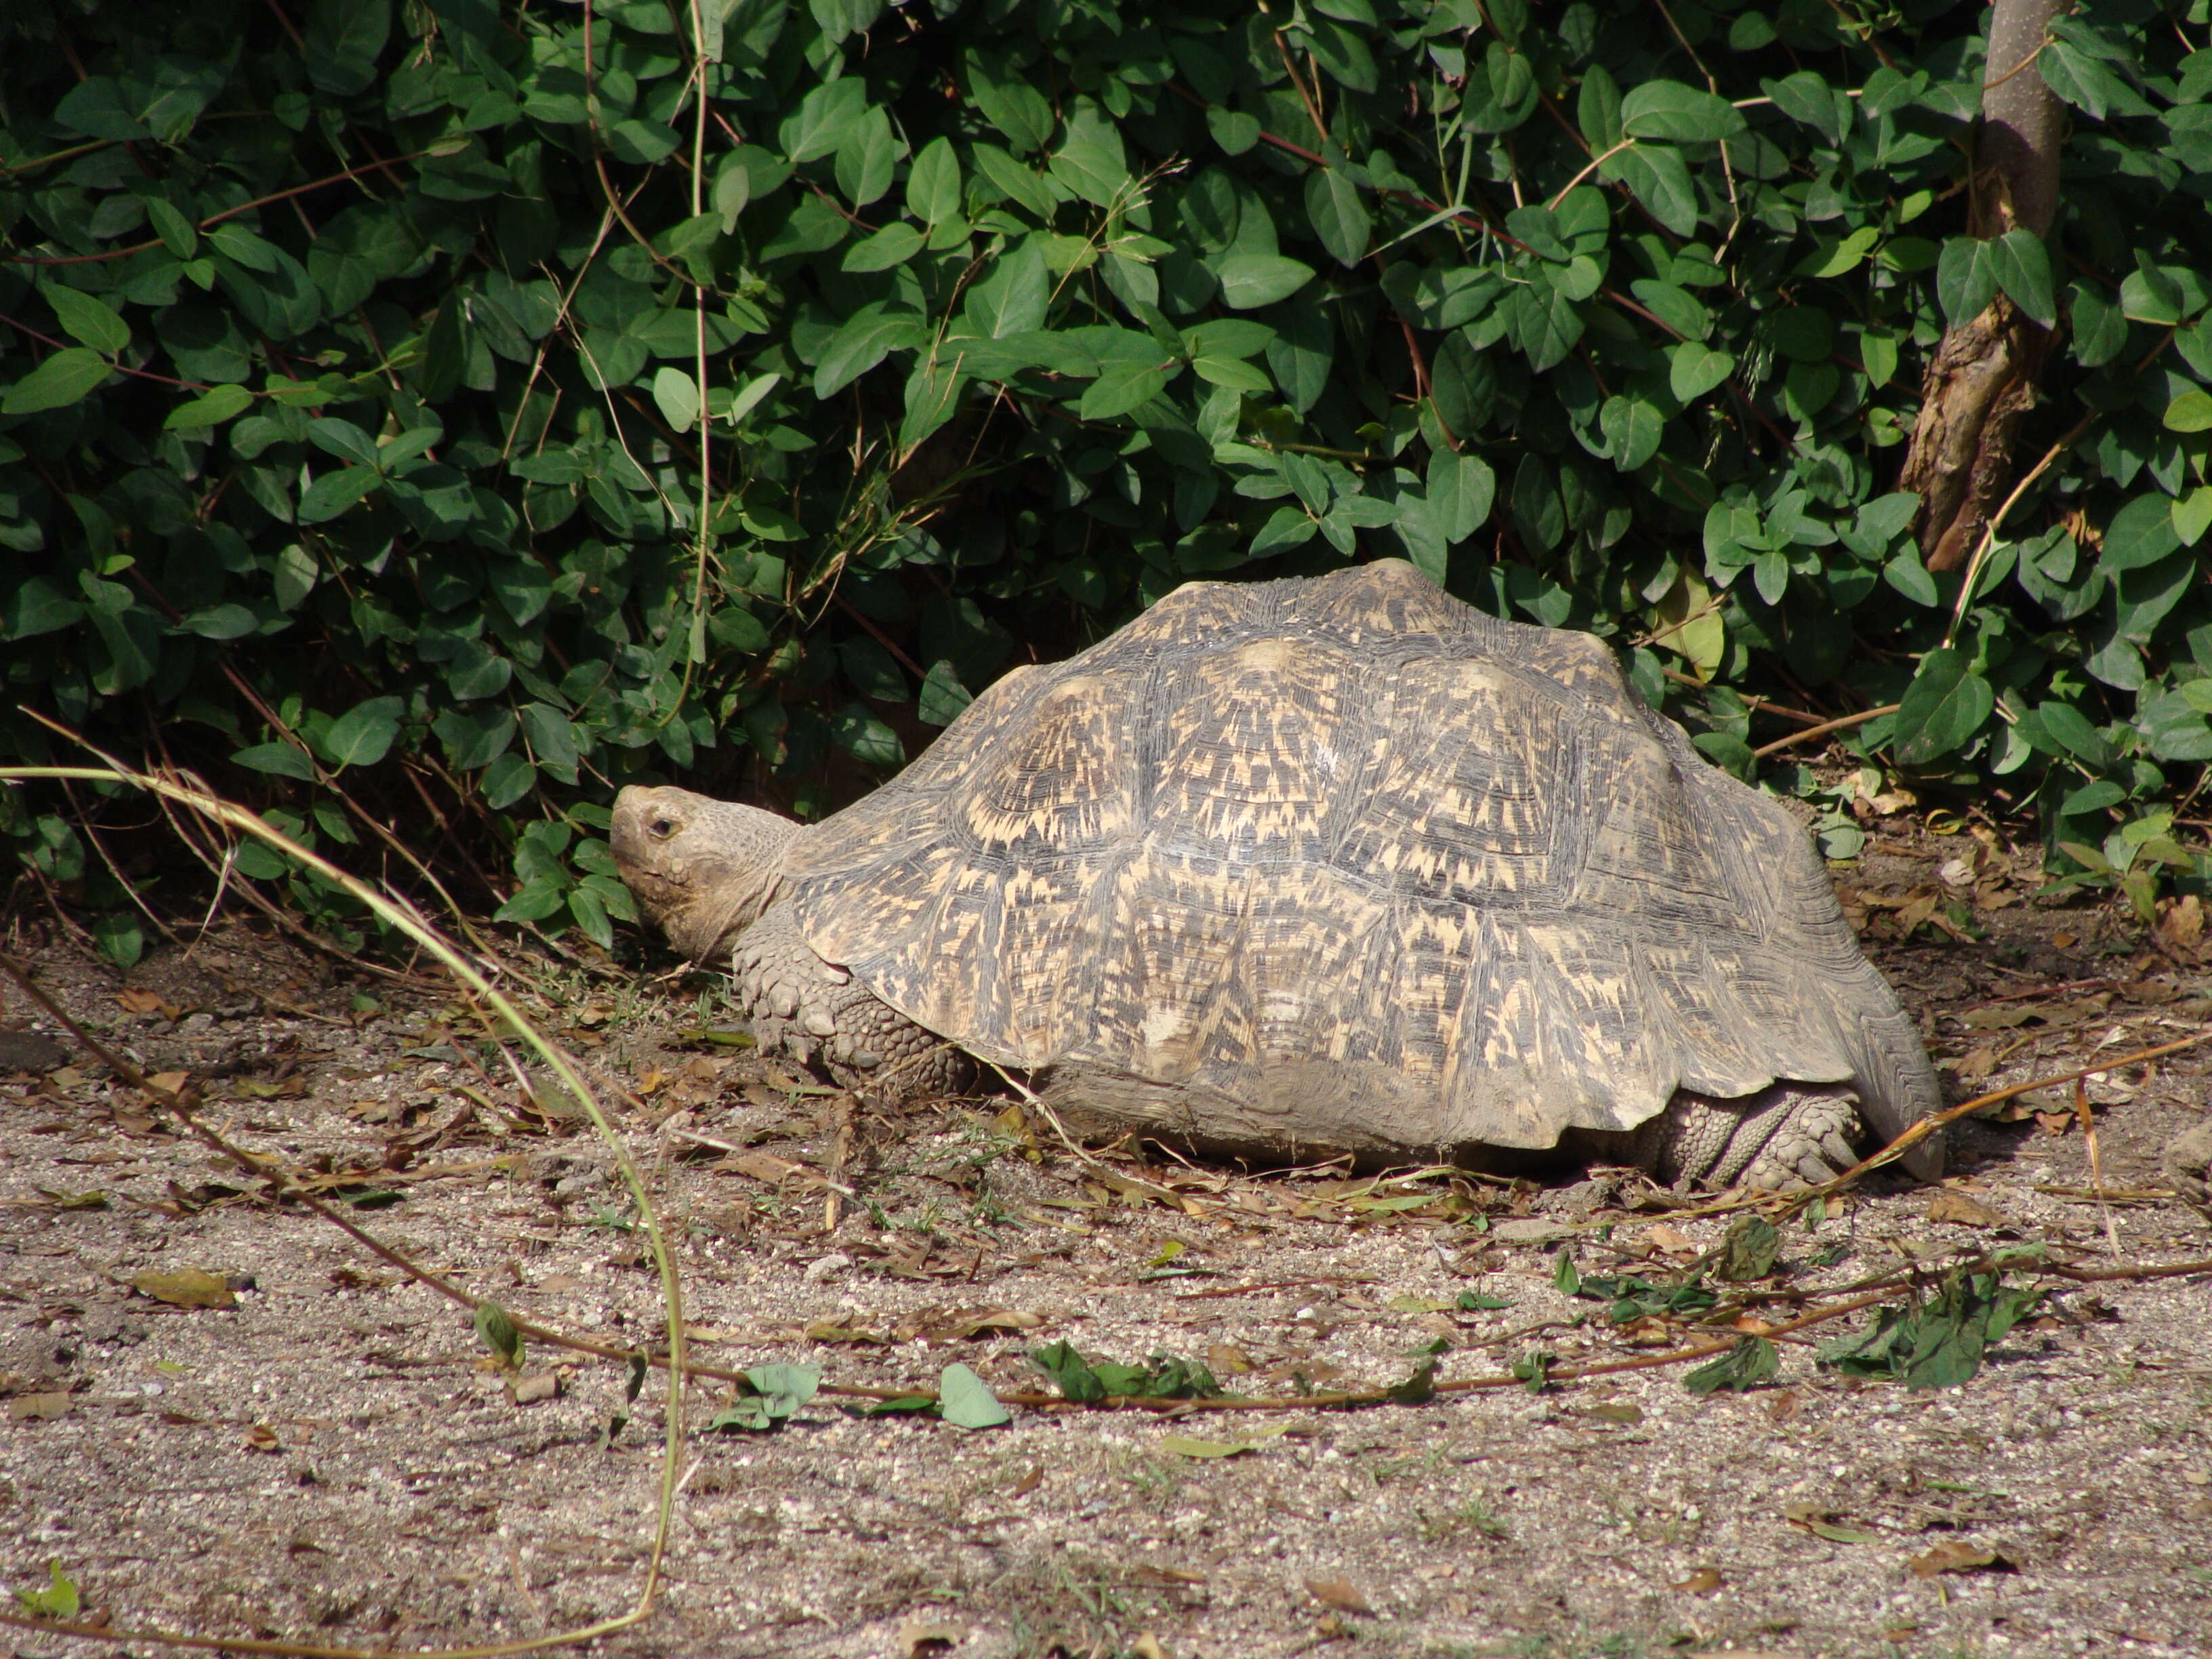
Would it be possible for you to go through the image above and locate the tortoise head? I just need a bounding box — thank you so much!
[610,785,800,960]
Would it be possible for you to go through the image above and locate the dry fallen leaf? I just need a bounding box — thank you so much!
[1305,1576,1371,1614]
[1782,1501,1877,1544]
[720,1150,817,1185]
[130,1269,236,1309]
[1926,1190,2007,1229]
[1950,1045,1996,1082]
[1639,1223,1698,1256]
[1130,1635,1170,1659]
[1206,1343,1255,1375]
[8,1391,74,1421]
[1672,1568,1725,1595]
[243,1423,281,1453]
[2156,893,2204,954]
[1908,1539,2004,1578]
[507,1372,562,1405]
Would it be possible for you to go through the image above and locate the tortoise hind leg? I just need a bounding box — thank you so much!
[1633,1082,1863,1190]
[731,904,972,1103]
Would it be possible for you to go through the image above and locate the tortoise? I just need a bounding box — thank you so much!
[613,559,1943,1189]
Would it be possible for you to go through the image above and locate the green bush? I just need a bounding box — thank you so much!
[3,0,2207,960]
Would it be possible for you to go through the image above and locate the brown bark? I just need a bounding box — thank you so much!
[1897,0,2065,572]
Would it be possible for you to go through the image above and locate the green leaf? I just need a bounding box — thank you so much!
[1599,394,1663,470]
[780,79,867,163]
[304,0,390,96]
[814,304,925,397]
[2119,257,2185,325]
[1817,1268,2040,1389]
[1668,342,1734,403]
[433,706,516,769]
[907,136,962,224]
[473,1300,523,1368]
[1077,355,1177,419]
[1427,451,1496,541]
[232,742,316,781]
[164,384,254,430]
[1029,1339,1105,1403]
[91,909,145,970]
[1936,238,1996,326]
[2174,486,2212,548]
[909,659,970,727]
[832,703,903,766]
[1987,230,2056,328]
[1892,648,1994,764]
[1050,101,1130,208]
[480,751,536,809]
[964,49,1054,154]
[1684,1336,1780,1395]
[710,1363,823,1431]
[2164,389,2212,434]
[54,77,148,142]
[843,222,926,273]
[2137,685,2212,761]
[1605,142,1698,235]
[835,105,898,209]
[1619,79,1746,142]
[41,284,131,354]
[962,239,1050,337]
[651,365,699,431]
[2102,494,2183,572]
[1714,1215,1780,1282]
[1213,253,1315,310]
[16,1561,81,1622]
[1304,169,1370,268]
[321,696,403,768]
[297,466,381,523]
[2,348,111,415]
[899,354,967,451]
[2036,699,2114,768]
[1511,283,1583,372]
[1552,1249,1581,1296]
[1860,330,1900,388]
[936,1363,1010,1429]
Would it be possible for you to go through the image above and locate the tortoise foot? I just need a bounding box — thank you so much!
[1652,1083,1863,1191]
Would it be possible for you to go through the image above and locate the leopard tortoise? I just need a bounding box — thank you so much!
[613,559,1942,1189]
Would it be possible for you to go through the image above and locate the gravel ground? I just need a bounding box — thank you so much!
[2,819,2209,1659]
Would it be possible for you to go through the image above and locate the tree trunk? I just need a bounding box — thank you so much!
[1897,0,2064,572]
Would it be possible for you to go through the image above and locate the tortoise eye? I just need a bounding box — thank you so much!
[651,817,676,838]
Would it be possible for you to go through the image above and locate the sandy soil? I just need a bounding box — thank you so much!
[2,815,2209,1659]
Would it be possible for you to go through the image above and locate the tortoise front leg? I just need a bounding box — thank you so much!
[1636,1082,1864,1191]
[731,904,972,1103]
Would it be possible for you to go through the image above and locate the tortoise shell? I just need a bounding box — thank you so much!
[781,560,1940,1171]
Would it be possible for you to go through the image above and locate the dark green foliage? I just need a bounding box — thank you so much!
[708,1361,821,1431]
[3,0,2208,951]
[1029,1340,1221,1401]
[1570,1266,1721,1326]
[1816,1265,2043,1389]
[1713,1214,1782,1283]
[1683,1333,1780,1395]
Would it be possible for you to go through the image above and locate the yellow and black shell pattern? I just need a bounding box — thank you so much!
[784,559,1940,1170]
